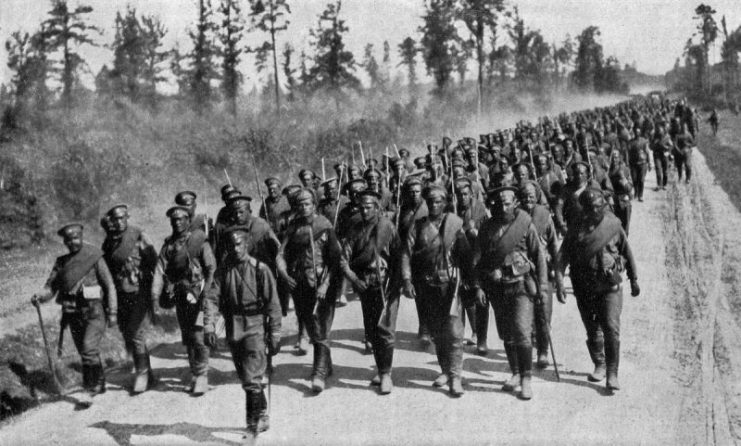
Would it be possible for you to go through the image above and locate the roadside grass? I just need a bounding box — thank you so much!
[699,112,741,213]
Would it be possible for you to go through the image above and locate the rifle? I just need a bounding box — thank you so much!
[333,167,345,228]
[373,244,389,322]
[57,314,68,358]
[33,300,65,394]
[321,158,327,182]
[223,168,233,187]
[308,223,319,299]
[528,144,537,180]
[394,174,401,230]
[359,141,367,169]
[249,151,268,219]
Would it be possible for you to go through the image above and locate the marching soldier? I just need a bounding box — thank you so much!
[397,176,430,345]
[203,226,282,438]
[32,224,118,407]
[453,177,489,355]
[518,182,559,368]
[651,125,672,191]
[340,190,402,394]
[674,123,694,183]
[317,177,347,224]
[151,206,216,395]
[401,185,475,397]
[474,186,549,400]
[627,130,652,202]
[608,151,634,235]
[259,177,290,233]
[175,191,211,235]
[336,179,367,241]
[277,189,343,393]
[553,162,603,235]
[101,204,158,393]
[555,188,640,391]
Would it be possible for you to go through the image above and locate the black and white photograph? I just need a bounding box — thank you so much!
[1,0,740,444]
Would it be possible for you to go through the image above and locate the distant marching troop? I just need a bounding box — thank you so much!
[31,93,705,440]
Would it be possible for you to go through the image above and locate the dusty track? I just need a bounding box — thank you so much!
[1,167,713,445]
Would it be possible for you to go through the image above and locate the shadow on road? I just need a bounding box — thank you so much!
[90,420,245,445]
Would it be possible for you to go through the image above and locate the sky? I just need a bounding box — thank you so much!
[1,0,740,91]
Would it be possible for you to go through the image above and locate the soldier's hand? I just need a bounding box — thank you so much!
[107,314,118,327]
[284,276,297,292]
[31,295,40,307]
[537,290,550,307]
[474,287,487,307]
[204,331,218,349]
[403,280,416,299]
[268,336,281,356]
[353,279,368,293]
[630,279,641,297]
[556,283,567,304]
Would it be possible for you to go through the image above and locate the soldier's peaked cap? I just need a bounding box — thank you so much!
[221,184,236,195]
[57,223,84,237]
[347,178,367,190]
[403,176,424,187]
[487,186,519,201]
[363,168,382,178]
[106,204,128,217]
[264,177,281,187]
[454,177,472,189]
[579,188,606,208]
[423,184,447,199]
[174,191,197,204]
[227,195,253,206]
[166,205,190,218]
[321,177,338,188]
[282,184,302,196]
[391,157,406,168]
[224,225,251,237]
[399,148,410,156]
[357,190,382,202]
[298,169,316,179]
[571,161,590,171]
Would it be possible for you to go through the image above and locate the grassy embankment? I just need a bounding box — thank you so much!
[661,112,741,443]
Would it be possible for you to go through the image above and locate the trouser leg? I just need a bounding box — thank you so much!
[599,288,623,382]
[534,285,553,355]
[684,151,693,181]
[475,301,489,343]
[574,289,606,367]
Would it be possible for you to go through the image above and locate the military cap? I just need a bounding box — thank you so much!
[413,156,427,168]
[451,158,466,169]
[282,184,302,196]
[57,223,84,237]
[357,190,382,202]
[333,162,347,171]
[578,187,606,208]
[346,178,367,191]
[454,177,472,190]
[408,168,428,178]
[224,189,242,201]
[367,158,379,166]
[404,175,425,188]
[423,184,448,200]
[486,185,519,202]
[264,177,281,187]
[363,168,382,179]
[166,206,190,219]
[320,177,339,188]
[442,136,453,148]
[100,216,110,231]
[511,162,531,172]
[391,157,406,168]
[220,184,236,195]
[398,148,410,157]
[298,169,316,180]
[295,188,316,202]
[174,191,197,205]
[518,180,541,195]
[106,204,128,217]
[571,161,591,171]
[224,225,251,237]
[227,195,253,207]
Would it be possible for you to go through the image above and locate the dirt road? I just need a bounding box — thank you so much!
[1,169,716,446]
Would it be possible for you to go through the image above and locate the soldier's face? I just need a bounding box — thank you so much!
[452,166,465,178]
[573,166,589,186]
[514,166,529,183]
[457,187,472,208]
[520,185,538,211]
[367,175,380,189]
[324,184,337,199]
[394,165,404,176]
[536,156,548,175]
[229,233,249,259]
[426,194,446,218]
[297,197,314,218]
[170,215,189,235]
[359,199,379,222]
[300,176,313,187]
[63,231,83,254]
[492,191,517,220]
[267,184,280,199]
[232,204,251,225]
[407,185,422,205]
[109,211,128,234]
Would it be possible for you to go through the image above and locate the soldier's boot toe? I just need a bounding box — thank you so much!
[132,372,149,394]
[519,376,533,400]
[192,375,209,396]
[432,373,449,388]
[370,374,381,386]
[536,349,550,369]
[297,338,309,356]
[588,363,606,382]
[311,375,325,394]
[379,373,393,395]
[502,373,521,392]
[257,414,270,433]
[449,377,464,397]
[465,334,477,346]
[336,294,348,307]
[606,372,620,391]
[76,391,93,408]
[364,340,373,355]
[476,338,488,356]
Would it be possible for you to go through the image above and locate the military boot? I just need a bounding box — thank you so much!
[378,347,394,395]
[132,353,150,394]
[587,339,606,382]
[91,363,106,395]
[192,374,209,396]
[244,391,257,438]
[502,343,520,392]
[256,389,270,433]
[311,344,329,393]
[517,345,534,400]
[433,343,450,387]
[77,365,94,408]
[449,377,464,397]
[605,338,621,391]
[536,346,550,369]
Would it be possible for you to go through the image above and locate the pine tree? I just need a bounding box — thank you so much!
[419,0,460,96]
[362,44,381,89]
[282,42,298,101]
[398,36,418,94]
[187,0,220,111]
[42,0,100,108]
[140,14,168,107]
[247,0,291,112]
[306,1,360,93]
[110,6,146,102]
[219,0,246,116]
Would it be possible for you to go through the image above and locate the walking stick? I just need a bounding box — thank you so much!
[33,301,65,394]
[546,320,561,382]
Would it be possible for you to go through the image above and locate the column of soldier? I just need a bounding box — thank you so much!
[31,94,701,439]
